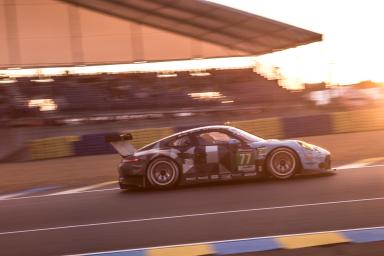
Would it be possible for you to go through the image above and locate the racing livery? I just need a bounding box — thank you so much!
[106,125,332,189]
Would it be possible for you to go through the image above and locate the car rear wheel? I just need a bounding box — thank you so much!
[267,148,298,179]
[147,157,180,188]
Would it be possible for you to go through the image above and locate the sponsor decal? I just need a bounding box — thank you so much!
[256,147,267,156]
[197,176,209,180]
[210,175,219,180]
[186,177,197,181]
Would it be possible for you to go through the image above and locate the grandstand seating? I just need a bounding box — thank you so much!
[0,68,300,118]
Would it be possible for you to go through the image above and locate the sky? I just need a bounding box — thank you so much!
[210,0,384,87]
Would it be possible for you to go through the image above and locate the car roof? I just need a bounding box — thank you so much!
[162,125,235,142]
[137,125,234,151]
[173,125,234,136]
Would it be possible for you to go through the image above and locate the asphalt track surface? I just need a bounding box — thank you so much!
[1,166,384,255]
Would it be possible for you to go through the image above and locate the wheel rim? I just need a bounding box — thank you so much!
[270,150,296,177]
[149,160,177,186]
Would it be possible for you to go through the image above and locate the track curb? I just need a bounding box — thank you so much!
[81,226,384,255]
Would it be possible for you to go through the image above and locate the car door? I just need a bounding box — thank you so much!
[192,130,239,179]
[194,129,258,180]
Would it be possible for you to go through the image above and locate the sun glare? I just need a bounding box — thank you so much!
[209,0,384,86]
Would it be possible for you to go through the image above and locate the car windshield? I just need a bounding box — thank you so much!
[229,127,265,142]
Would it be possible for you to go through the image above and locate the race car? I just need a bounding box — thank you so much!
[106,125,331,189]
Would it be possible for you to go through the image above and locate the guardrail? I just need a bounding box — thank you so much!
[27,136,79,160]
[9,108,384,161]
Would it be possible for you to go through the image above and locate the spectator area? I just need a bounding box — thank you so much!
[0,68,299,119]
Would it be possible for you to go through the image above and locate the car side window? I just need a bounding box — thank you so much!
[169,136,191,147]
[197,131,233,145]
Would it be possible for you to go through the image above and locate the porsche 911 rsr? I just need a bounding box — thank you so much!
[106,125,332,189]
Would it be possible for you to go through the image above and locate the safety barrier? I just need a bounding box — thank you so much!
[331,108,384,134]
[19,109,384,161]
[127,127,174,149]
[230,117,283,139]
[27,136,78,160]
[73,133,116,156]
[24,128,173,161]
[282,114,332,138]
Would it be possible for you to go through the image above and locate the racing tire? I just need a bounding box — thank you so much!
[146,157,180,188]
[267,147,298,179]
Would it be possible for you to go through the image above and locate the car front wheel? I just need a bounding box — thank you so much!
[267,148,298,179]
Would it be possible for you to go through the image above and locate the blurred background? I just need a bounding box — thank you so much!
[1,0,383,163]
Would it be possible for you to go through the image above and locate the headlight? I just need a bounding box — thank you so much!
[298,141,314,151]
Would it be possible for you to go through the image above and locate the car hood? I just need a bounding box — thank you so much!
[250,139,329,154]
[249,139,286,147]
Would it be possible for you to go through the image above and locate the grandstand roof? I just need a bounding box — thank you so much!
[61,0,322,56]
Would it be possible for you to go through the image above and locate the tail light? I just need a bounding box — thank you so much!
[122,156,140,163]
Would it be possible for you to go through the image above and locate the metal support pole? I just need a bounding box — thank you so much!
[130,22,144,62]
[4,0,21,66]
[67,4,84,64]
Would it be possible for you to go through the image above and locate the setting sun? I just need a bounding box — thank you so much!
[210,0,384,86]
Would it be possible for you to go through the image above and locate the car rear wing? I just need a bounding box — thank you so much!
[105,133,136,157]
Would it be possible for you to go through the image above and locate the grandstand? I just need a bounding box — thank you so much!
[0,68,300,120]
[0,0,323,161]
[0,0,322,123]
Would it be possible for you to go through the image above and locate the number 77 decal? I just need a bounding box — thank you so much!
[236,150,256,172]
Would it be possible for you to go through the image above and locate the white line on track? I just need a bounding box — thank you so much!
[72,225,384,256]
[2,164,384,202]
[50,181,117,195]
[0,192,30,200]
[0,186,61,200]
[335,164,384,170]
[2,196,384,236]
[0,187,119,202]
[336,163,369,169]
